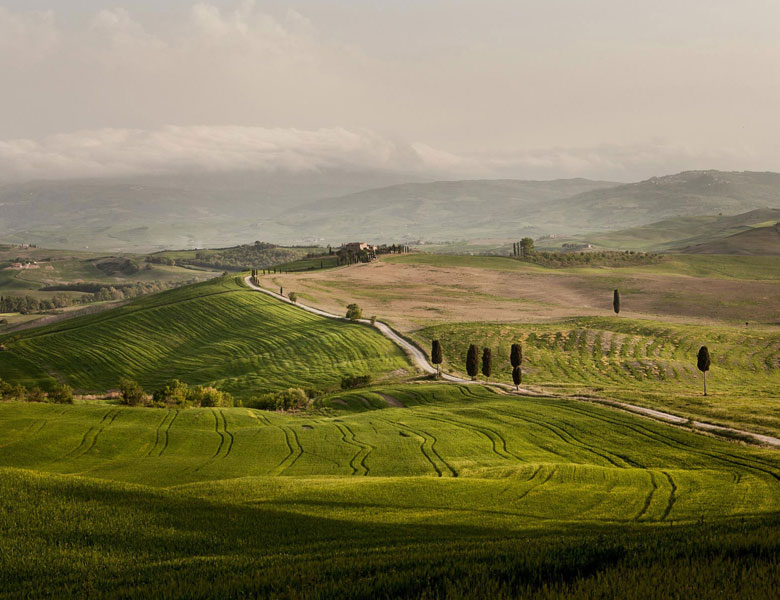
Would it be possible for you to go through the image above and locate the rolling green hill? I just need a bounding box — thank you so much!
[680,222,780,255]
[0,275,410,395]
[561,208,780,251]
[547,171,780,234]
[1,385,780,597]
[278,178,620,241]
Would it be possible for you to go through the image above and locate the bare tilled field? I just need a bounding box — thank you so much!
[263,255,780,332]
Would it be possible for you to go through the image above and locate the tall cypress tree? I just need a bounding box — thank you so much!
[697,346,711,396]
[510,343,522,368]
[431,340,443,378]
[613,289,621,314]
[466,344,479,380]
[512,366,522,391]
[481,347,492,382]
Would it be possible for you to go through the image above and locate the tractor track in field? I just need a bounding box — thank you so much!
[491,408,630,469]
[515,466,557,502]
[146,410,172,457]
[417,411,521,462]
[209,409,234,459]
[272,426,304,475]
[159,410,179,457]
[661,471,677,521]
[634,471,658,521]
[334,422,372,475]
[373,416,457,477]
[555,402,780,483]
[195,410,234,471]
[60,409,118,461]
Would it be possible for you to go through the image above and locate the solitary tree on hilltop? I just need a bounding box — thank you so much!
[613,289,621,314]
[431,339,443,378]
[466,344,479,380]
[482,347,492,382]
[697,346,711,396]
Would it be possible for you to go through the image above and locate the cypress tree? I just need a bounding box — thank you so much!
[510,343,522,368]
[466,344,479,380]
[697,346,711,396]
[512,366,522,391]
[431,340,443,378]
[481,347,492,382]
[613,289,620,314]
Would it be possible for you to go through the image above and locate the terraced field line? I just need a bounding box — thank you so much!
[245,275,780,449]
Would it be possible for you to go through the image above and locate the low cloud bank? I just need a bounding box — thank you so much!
[0,126,760,183]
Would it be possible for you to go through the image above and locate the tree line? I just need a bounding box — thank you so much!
[0,378,73,404]
[0,279,201,316]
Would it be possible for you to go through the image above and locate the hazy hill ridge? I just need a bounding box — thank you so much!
[2,169,779,251]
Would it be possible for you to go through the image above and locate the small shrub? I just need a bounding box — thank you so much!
[48,384,74,405]
[119,378,146,406]
[346,303,363,320]
[341,374,372,390]
[152,379,190,407]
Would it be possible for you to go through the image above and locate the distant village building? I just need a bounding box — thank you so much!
[4,261,39,271]
[344,242,378,253]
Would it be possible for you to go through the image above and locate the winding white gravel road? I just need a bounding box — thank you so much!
[244,275,780,448]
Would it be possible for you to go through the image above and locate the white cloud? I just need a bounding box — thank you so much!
[0,126,433,180]
[0,3,778,181]
[0,125,763,183]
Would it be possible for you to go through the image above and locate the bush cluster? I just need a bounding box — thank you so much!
[245,387,309,411]
[340,374,372,390]
[517,250,661,268]
[119,378,235,408]
[0,378,73,404]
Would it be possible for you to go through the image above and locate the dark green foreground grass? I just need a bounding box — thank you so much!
[2,384,780,598]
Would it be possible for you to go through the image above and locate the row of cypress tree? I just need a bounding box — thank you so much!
[431,340,525,390]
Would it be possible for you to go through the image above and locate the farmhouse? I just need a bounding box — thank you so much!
[344,242,378,253]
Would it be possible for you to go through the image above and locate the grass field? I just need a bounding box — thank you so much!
[0,275,411,396]
[414,318,780,435]
[2,384,780,597]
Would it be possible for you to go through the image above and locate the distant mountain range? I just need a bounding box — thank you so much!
[1,169,779,251]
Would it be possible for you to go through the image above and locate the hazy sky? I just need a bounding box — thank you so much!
[1,1,778,181]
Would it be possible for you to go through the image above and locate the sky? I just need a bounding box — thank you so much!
[0,0,779,182]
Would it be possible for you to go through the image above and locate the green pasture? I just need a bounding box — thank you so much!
[0,275,411,395]
[2,384,780,597]
[415,318,780,435]
[388,251,780,280]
